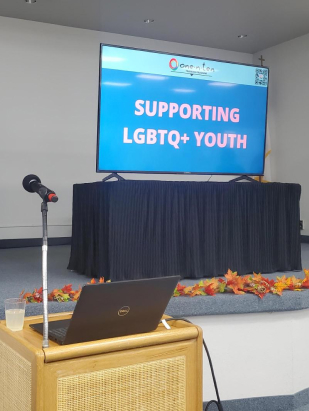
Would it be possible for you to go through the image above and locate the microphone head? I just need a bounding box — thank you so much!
[22,174,41,193]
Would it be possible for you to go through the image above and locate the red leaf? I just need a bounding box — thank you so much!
[302,278,309,288]
[62,284,73,294]
[204,284,215,296]
[176,283,186,292]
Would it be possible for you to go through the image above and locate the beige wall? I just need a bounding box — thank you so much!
[254,33,309,235]
[0,16,253,239]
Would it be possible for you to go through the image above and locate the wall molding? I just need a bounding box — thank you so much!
[0,237,71,249]
[1,236,309,249]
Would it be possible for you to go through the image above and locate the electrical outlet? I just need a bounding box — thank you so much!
[300,220,304,230]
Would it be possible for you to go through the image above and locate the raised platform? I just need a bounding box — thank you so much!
[2,288,309,321]
[0,245,308,320]
[1,245,309,411]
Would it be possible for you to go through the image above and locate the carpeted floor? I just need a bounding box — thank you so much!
[0,245,88,319]
[0,243,309,320]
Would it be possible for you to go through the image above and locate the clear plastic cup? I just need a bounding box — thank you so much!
[5,298,26,331]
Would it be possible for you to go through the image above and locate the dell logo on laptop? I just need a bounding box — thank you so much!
[118,306,130,316]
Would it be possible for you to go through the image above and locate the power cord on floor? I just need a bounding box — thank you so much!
[161,317,224,411]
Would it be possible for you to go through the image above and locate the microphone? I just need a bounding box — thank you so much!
[22,174,58,203]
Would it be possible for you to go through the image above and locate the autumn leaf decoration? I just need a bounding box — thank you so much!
[173,269,309,299]
[20,278,110,303]
[20,270,309,303]
[303,270,309,289]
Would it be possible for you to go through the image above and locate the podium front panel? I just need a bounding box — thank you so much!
[44,340,200,411]
[0,314,202,411]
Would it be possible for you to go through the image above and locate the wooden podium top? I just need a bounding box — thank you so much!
[0,311,200,363]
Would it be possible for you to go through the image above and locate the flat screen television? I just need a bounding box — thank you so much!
[97,44,269,175]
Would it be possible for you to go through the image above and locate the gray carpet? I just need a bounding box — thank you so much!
[0,245,88,319]
[1,244,309,320]
[204,387,309,411]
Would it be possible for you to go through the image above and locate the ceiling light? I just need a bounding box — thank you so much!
[25,0,37,3]
[144,19,154,23]
[238,34,248,38]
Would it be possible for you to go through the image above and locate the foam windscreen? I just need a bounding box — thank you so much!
[22,174,41,193]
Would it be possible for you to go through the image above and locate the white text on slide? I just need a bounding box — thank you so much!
[123,128,247,150]
[134,100,240,122]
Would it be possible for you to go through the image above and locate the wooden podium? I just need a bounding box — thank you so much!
[0,312,203,411]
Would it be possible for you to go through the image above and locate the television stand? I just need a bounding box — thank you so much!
[229,175,259,183]
[102,173,125,182]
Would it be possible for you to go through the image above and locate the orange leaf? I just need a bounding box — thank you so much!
[22,292,32,299]
[286,276,303,291]
[302,270,309,288]
[72,289,82,301]
[302,278,309,289]
[49,289,60,297]
[274,280,288,293]
[225,269,244,294]
[252,272,263,282]
[229,285,245,295]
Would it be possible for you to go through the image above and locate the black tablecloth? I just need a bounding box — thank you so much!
[68,181,302,280]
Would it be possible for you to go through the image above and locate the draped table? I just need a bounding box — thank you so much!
[68,181,301,280]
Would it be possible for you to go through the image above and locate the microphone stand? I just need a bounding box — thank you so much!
[41,201,49,348]
[22,174,58,349]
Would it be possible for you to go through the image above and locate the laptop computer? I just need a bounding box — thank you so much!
[30,276,179,345]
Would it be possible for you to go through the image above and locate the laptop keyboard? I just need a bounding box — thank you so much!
[49,327,68,341]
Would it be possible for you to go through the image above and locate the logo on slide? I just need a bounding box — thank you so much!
[118,306,130,316]
[169,58,215,76]
[169,58,179,70]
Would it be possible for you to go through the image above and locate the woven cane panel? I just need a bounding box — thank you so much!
[58,355,186,411]
[0,341,31,411]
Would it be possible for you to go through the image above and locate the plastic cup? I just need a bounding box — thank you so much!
[5,298,26,331]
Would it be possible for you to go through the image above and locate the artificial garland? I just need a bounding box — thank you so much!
[19,278,109,303]
[20,270,309,303]
[174,269,309,299]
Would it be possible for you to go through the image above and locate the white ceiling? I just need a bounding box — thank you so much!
[1,0,309,53]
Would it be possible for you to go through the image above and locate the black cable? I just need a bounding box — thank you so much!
[161,317,224,411]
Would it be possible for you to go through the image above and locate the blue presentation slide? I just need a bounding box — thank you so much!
[97,46,268,175]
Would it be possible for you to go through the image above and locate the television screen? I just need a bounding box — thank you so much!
[97,45,269,175]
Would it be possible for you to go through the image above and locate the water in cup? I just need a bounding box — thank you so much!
[5,309,25,331]
[5,298,26,331]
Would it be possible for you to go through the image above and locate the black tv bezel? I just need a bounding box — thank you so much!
[96,44,269,176]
